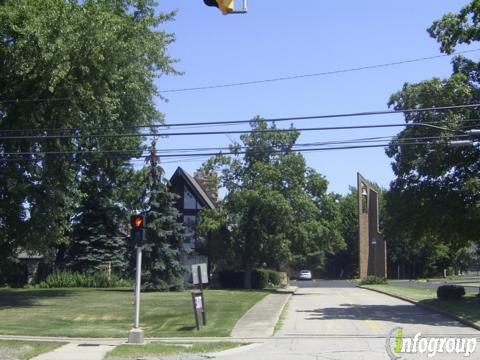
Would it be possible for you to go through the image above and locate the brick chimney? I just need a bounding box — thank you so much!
[194,169,219,204]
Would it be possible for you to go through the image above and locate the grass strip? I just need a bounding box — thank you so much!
[106,341,244,359]
[274,300,290,333]
[362,284,480,327]
[0,340,64,360]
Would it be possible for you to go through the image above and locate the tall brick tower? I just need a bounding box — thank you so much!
[357,173,387,278]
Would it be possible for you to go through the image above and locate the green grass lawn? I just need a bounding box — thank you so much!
[362,284,480,327]
[0,288,267,338]
[274,301,289,334]
[106,341,244,359]
[0,340,64,360]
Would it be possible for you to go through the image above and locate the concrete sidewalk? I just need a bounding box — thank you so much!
[31,343,117,360]
[230,292,292,338]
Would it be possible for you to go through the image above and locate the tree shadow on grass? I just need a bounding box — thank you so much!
[419,297,480,324]
[297,303,473,328]
[97,288,133,293]
[178,326,197,331]
[0,289,74,309]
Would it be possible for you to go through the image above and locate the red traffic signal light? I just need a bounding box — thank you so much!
[131,214,146,247]
[131,215,145,230]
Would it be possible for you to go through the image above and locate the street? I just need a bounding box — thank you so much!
[216,281,480,360]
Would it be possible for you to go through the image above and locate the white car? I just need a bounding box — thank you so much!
[299,270,312,280]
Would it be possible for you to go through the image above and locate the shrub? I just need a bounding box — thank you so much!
[358,275,387,285]
[0,260,27,288]
[437,285,465,300]
[251,269,269,289]
[38,270,131,288]
[218,270,244,289]
[218,269,281,289]
[265,270,282,287]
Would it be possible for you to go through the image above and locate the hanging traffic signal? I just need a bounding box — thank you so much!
[131,214,145,247]
[203,0,235,15]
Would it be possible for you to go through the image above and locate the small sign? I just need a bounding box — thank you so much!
[194,295,203,311]
[191,291,206,330]
[192,263,208,285]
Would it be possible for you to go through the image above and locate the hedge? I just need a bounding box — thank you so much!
[219,269,283,289]
[37,270,131,288]
[437,284,465,300]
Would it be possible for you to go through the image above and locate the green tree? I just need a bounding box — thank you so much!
[428,0,480,55]
[324,188,359,279]
[383,1,480,278]
[200,119,344,288]
[140,142,186,291]
[0,0,177,277]
[385,3,480,252]
[63,159,130,274]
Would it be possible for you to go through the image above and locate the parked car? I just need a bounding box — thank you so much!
[299,270,312,280]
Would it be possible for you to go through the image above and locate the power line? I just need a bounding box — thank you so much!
[1,103,479,135]
[0,141,463,162]
[1,119,477,141]
[0,134,471,160]
[1,49,478,104]
[158,49,480,93]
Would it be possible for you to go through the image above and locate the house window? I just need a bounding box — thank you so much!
[184,187,197,209]
[184,215,196,245]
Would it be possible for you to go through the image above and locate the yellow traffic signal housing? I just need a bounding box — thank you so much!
[216,0,234,15]
[203,0,246,15]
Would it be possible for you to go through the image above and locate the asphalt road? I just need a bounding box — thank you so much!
[215,282,480,360]
[291,279,357,288]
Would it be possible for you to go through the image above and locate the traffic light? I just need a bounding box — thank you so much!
[203,0,234,15]
[131,214,145,247]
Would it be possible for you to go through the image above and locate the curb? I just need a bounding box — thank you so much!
[358,285,480,332]
[275,286,298,294]
[0,335,275,343]
[204,342,262,358]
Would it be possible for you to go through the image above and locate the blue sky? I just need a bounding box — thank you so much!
[152,0,475,195]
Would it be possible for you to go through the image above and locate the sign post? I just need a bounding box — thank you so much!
[191,263,208,329]
[191,292,205,330]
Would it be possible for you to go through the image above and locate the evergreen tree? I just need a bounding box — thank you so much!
[64,158,129,274]
[140,141,186,291]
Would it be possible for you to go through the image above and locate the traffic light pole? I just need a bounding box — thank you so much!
[134,246,142,329]
[128,245,144,344]
[128,214,145,344]
[230,0,247,14]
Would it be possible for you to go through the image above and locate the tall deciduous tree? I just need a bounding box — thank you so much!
[200,119,344,288]
[384,1,480,275]
[324,188,359,279]
[0,0,177,278]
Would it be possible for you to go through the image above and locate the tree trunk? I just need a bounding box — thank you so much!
[243,262,253,289]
